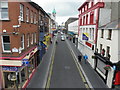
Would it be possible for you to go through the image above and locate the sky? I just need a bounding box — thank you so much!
[32,0,85,25]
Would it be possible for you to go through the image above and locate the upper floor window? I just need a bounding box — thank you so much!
[27,34,30,47]
[34,13,36,24]
[101,29,104,38]
[34,33,37,43]
[2,35,11,52]
[26,8,29,22]
[106,46,110,59]
[21,34,24,49]
[31,11,33,23]
[20,4,24,21]
[0,1,9,20]
[31,33,34,44]
[107,29,112,40]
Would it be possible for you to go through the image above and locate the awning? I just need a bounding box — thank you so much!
[68,31,75,35]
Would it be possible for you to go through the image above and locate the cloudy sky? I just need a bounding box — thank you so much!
[32,0,85,25]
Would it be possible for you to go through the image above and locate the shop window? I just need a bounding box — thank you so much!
[101,29,104,38]
[107,29,112,40]
[2,35,11,52]
[20,4,24,21]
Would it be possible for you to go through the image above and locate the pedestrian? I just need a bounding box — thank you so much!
[83,54,88,64]
[78,55,82,62]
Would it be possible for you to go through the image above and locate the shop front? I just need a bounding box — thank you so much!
[94,52,115,88]
[1,46,38,89]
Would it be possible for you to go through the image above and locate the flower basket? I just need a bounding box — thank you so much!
[104,65,111,71]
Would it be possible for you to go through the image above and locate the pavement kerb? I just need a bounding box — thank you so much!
[66,39,94,89]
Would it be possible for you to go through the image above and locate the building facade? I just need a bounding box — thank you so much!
[0,1,39,89]
[78,0,120,88]
[96,19,120,88]
[78,0,104,68]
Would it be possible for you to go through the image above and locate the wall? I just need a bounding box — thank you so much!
[68,20,78,34]
[97,29,118,63]
[1,2,39,57]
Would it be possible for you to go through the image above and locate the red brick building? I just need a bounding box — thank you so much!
[0,0,40,89]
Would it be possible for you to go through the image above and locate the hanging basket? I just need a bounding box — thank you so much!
[104,65,111,71]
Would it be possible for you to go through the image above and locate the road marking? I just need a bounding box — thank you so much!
[66,40,93,89]
[45,36,57,88]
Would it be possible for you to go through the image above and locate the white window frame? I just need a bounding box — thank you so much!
[20,4,24,21]
[21,34,24,50]
[34,33,36,43]
[26,8,29,22]
[34,13,36,24]
[27,34,30,47]
[1,35,11,52]
[31,11,33,23]
[31,33,33,44]
[0,1,9,20]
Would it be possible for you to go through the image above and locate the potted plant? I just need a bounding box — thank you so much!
[104,65,111,71]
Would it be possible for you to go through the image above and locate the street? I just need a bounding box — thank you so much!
[27,33,90,88]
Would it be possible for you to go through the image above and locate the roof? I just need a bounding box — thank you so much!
[99,19,120,30]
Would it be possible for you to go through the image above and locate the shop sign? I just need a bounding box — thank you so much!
[2,66,18,72]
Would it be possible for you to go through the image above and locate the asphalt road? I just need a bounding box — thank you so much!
[48,34,86,88]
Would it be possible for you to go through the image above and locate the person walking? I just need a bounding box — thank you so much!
[83,54,88,64]
[78,55,82,62]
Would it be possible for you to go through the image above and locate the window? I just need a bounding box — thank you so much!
[90,28,92,40]
[101,29,104,38]
[31,34,33,44]
[34,13,36,24]
[20,4,24,21]
[27,34,30,47]
[34,33,36,43]
[26,8,29,22]
[31,11,33,23]
[0,1,9,20]
[106,46,110,59]
[100,44,102,53]
[21,34,24,49]
[108,29,112,40]
[2,35,11,52]
[92,28,94,40]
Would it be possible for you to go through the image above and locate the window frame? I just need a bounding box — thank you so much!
[0,1,9,20]
[101,29,104,38]
[26,8,29,22]
[20,4,24,21]
[107,29,112,40]
[1,35,11,52]
[21,34,24,50]
[27,34,30,47]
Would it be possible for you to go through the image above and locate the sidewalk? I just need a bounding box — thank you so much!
[67,39,108,88]
[27,36,56,88]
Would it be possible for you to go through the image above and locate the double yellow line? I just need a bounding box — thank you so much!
[45,39,57,88]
